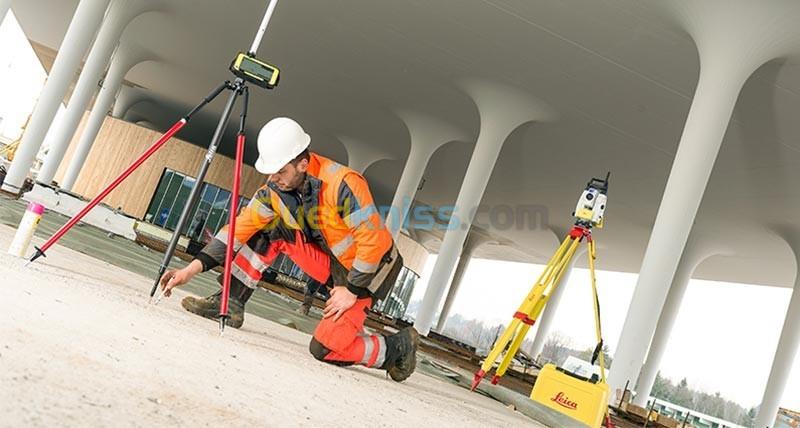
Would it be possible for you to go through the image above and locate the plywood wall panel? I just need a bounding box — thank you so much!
[55,114,264,219]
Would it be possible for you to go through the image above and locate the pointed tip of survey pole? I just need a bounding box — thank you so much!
[219,317,227,336]
[150,266,167,298]
[26,246,46,266]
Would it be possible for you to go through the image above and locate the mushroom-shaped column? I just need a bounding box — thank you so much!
[1,0,111,194]
[58,42,154,191]
[413,80,556,336]
[338,135,394,174]
[435,228,493,332]
[133,120,158,130]
[608,0,800,401]
[111,86,150,119]
[36,0,153,185]
[755,227,800,427]
[528,228,588,360]
[385,111,467,239]
[633,239,722,406]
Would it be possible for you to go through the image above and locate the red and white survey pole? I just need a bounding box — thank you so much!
[219,86,248,333]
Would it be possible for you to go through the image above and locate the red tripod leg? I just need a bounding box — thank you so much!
[219,132,245,332]
[29,81,230,264]
[29,119,187,262]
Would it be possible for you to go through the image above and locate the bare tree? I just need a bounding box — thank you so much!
[539,331,573,365]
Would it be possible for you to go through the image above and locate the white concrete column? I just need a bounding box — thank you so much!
[111,86,147,118]
[59,44,151,190]
[386,144,433,236]
[529,246,586,360]
[133,120,157,130]
[633,244,715,406]
[1,0,110,193]
[338,135,393,174]
[755,229,800,428]
[413,80,555,336]
[608,61,752,402]
[386,111,465,239]
[606,0,800,398]
[607,0,800,403]
[435,236,484,332]
[37,0,143,185]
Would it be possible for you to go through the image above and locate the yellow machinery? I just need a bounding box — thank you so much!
[531,363,609,427]
[470,173,611,428]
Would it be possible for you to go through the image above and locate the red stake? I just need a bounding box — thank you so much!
[219,132,245,330]
[29,119,188,263]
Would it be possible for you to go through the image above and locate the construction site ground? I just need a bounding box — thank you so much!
[0,198,561,427]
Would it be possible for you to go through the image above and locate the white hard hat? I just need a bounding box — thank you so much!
[254,117,311,174]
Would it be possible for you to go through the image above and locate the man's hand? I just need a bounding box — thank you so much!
[323,286,358,322]
[159,259,203,297]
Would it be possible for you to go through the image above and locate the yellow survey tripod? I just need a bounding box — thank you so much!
[470,173,610,393]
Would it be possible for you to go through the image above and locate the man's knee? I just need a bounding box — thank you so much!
[309,337,354,366]
[309,337,330,361]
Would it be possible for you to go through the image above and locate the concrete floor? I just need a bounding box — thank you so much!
[0,198,325,334]
[0,222,541,427]
[0,199,578,427]
[0,199,554,427]
[0,199,552,427]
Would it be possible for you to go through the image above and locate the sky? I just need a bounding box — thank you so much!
[409,254,800,411]
[0,12,45,142]
[0,12,65,149]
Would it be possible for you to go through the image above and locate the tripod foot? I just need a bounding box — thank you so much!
[471,369,486,391]
[219,316,228,336]
[490,375,501,385]
[27,246,46,266]
[149,266,167,299]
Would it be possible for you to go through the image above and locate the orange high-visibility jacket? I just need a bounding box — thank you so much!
[198,153,396,297]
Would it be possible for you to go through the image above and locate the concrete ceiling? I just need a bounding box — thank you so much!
[11,0,800,287]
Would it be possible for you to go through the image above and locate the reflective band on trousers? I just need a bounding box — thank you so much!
[232,261,261,289]
[230,245,269,288]
[359,335,386,368]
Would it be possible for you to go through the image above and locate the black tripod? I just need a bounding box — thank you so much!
[149,78,250,333]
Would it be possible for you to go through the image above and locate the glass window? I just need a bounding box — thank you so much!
[206,188,231,235]
[165,176,196,230]
[187,185,218,242]
[144,169,173,222]
[144,170,249,243]
[154,172,182,227]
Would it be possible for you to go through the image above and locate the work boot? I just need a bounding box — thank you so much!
[382,327,420,382]
[181,276,254,328]
[181,289,221,318]
[296,303,311,316]
[296,293,314,316]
